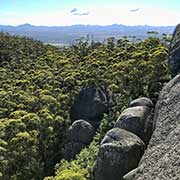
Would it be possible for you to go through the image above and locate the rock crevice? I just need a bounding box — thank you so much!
[133,74,180,180]
[94,97,155,180]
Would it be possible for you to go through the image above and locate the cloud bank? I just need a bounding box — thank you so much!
[130,8,139,13]
[70,8,89,16]
[70,8,78,13]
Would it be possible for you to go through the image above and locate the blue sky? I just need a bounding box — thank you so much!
[0,0,180,26]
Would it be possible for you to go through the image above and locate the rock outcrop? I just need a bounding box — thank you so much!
[168,23,180,77]
[129,97,154,108]
[122,168,139,180]
[94,128,145,180]
[94,97,154,180]
[64,85,112,160]
[67,120,95,144]
[114,105,154,146]
[63,120,95,160]
[133,74,180,179]
[70,85,111,129]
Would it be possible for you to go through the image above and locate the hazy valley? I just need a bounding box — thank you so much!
[0,24,175,46]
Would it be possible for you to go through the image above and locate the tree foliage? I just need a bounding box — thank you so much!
[0,32,170,180]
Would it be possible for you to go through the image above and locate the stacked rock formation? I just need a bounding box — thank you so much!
[126,74,180,180]
[122,24,180,180]
[115,98,154,146]
[70,85,111,129]
[64,85,111,160]
[95,97,154,180]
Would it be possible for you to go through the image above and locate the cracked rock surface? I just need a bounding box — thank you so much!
[94,128,145,180]
[134,74,180,180]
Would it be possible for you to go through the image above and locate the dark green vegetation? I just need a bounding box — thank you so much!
[0,32,170,180]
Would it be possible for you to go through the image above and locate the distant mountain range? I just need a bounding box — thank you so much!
[0,24,175,46]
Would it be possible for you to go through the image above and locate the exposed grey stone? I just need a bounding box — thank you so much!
[122,168,139,180]
[168,24,180,77]
[69,85,110,129]
[68,120,95,144]
[134,74,180,180]
[63,120,95,160]
[63,142,86,160]
[129,97,154,108]
[114,106,154,146]
[94,128,145,180]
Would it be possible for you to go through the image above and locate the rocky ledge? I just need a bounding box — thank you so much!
[132,74,180,180]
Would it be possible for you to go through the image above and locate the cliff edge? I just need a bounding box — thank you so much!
[133,74,180,180]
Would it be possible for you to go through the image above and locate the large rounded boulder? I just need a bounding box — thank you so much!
[114,106,154,146]
[94,128,145,180]
[67,120,95,144]
[69,85,110,129]
[63,120,95,160]
[129,97,154,108]
[168,23,180,77]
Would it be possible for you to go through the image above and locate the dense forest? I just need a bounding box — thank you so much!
[0,32,170,180]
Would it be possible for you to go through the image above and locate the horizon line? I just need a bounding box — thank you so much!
[0,23,176,28]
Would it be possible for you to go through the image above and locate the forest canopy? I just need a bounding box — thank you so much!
[0,32,170,180]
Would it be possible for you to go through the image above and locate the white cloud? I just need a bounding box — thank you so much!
[70,8,89,16]
[0,5,180,26]
[130,8,139,13]
[70,8,77,13]
[73,12,89,16]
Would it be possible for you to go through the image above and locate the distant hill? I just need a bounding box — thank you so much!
[0,24,175,46]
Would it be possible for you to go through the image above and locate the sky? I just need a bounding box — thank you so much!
[0,0,180,26]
